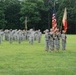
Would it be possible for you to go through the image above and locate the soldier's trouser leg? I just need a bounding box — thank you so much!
[56,40,60,50]
[18,38,21,44]
[38,38,40,43]
[52,41,54,51]
[62,40,66,50]
[50,40,54,51]
[29,37,31,43]
[0,37,2,44]
[57,41,60,50]
[9,38,12,44]
[9,38,13,44]
[31,38,34,45]
[45,40,49,52]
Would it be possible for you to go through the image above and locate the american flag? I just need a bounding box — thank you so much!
[52,8,57,33]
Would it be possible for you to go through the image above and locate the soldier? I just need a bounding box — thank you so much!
[53,32,56,49]
[49,29,54,51]
[37,29,42,43]
[0,30,4,44]
[44,29,50,52]
[17,30,22,44]
[24,30,28,41]
[9,29,14,44]
[34,30,38,41]
[13,29,17,41]
[1,29,4,41]
[4,29,9,41]
[61,30,67,51]
[29,29,35,45]
[55,29,61,51]
[22,30,25,41]
[27,30,31,42]
[21,30,24,41]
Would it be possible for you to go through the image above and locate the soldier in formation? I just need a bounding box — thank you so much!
[44,29,67,52]
[61,30,67,51]
[44,29,50,52]
[0,28,67,52]
[0,29,42,45]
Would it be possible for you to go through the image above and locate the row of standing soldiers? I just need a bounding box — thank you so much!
[0,29,42,44]
[0,28,67,52]
[44,29,67,52]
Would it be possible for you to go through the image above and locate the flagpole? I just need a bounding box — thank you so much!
[25,17,27,30]
[60,22,63,33]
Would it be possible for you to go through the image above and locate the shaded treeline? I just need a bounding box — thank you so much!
[0,0,76,34]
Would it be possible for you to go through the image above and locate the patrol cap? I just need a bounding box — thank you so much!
[46,29,49,32]
[57,29,59,31]
[57,29,59,32]
[38,29,40,32]
[50,28,54,31]
[30,29,33,31]
[62,30,65,33]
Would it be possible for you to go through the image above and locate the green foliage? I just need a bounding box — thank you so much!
[0,0,76,33]
[4,0,21,29]
[56,0,76,34]
[20,0,42,29]
[0,0,6,29]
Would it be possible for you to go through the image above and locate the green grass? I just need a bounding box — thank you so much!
[0,35,76,75]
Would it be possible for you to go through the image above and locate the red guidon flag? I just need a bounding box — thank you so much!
[52,7,57,33]
[62,7,67,32]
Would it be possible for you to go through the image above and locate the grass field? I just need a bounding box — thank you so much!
[0,35,76,75]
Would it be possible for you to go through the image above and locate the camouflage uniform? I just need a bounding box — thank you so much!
[44,30,50,52]
[55,31,61,50]
[49,31,54,51]
[61,31,67,50]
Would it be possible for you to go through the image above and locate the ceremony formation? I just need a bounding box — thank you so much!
[0,0,76,75]
[0,29,42,44]
[0,28,66,52]
[44,29,67,52]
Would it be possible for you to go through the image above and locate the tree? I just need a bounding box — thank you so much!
[4,0,21,29]
[0,0,76,34]
[0,0,6,29]
[20,0,41,29]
